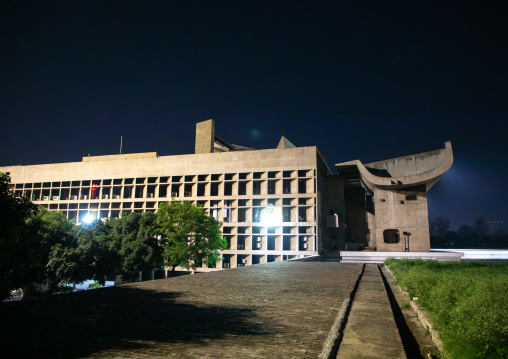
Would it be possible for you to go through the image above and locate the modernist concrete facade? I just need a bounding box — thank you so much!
[337,142,453,252]
[0,120,452,267]
[1,120,343,269]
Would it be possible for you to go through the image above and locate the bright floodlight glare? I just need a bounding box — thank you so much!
[83,213,94,224]
[261,207,282,225]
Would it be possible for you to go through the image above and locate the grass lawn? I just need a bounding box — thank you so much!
[385,259,508,359]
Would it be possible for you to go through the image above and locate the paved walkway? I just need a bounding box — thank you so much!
[336,264,406,359]
[0,261,362,359]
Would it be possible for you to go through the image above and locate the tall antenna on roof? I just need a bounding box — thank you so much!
[120,136,123,154]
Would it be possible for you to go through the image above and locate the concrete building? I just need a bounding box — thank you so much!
[1,120,343,268]
[0,120,452,267]
[337,141,453,253]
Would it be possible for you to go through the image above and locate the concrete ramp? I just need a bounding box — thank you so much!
[0,262,363,358]
[336,264,406,358]
[1,261,439,358]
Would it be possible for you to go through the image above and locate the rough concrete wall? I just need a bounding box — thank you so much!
[195,119,215,154]
[1,146,320,183]
[366,209,376,248]
[320,176,346,251]
[366,148,446,177]
[83,152,158,162]
[1,146,323,265]
[374,188,430,252]
[344,187,370,248]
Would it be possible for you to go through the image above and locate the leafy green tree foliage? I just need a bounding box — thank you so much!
[1,171,165,299]
[76,212,163,284]
[26,207,88,296]
[1,175,225,299]
[46,242,88,294]
[157,201,227,273]
[110,212,163,282]
[0,172,38,300]
[78,219,121,286]
[88,282,101,289]
[0,181,83,299]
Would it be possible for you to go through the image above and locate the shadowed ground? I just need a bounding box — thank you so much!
[0,261,362,358]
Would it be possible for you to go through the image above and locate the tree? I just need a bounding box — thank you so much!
[429,216,451,237]
[78,219,121,285]
[110,212,163,282]
[0,172,38,301]
[457,224,474,237]
[45,242,88,294]
[25,207,87,297]
[157,201,227,273]
[75,212,163,284]
[0,172,88,299]
[475,217,490,237]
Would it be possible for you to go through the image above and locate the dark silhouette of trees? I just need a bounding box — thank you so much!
[457,224,474,237]
[475,217,490,237]
[0,173,38,300]
[429,216,451,237]
[430,215,506,249]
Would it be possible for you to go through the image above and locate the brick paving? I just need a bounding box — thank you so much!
[0,261,362,359]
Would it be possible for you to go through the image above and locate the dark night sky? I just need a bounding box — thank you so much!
[1,0,507,229]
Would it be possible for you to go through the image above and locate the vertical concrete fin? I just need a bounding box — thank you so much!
[195,119,215,154]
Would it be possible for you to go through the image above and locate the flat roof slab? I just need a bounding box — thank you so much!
[0,262,362,358]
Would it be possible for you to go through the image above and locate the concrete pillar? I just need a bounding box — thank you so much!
[195,119,215,154]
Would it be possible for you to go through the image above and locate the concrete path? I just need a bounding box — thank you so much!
[0,261,362,359]
[336,264,406,359]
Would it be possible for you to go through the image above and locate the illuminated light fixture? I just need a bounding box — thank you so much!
[71,212,96,244]
[82,213,95,224]
[261,207,282,225]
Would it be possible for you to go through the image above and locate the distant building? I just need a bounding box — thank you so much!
[0,119,452,268]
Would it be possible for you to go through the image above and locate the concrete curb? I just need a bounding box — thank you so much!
[319,297,351,359]
[319,264,365,359]
[409,301,444,353]
[384,266,444,355]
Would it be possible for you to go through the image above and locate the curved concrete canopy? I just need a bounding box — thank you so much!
[336,141,453,192]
